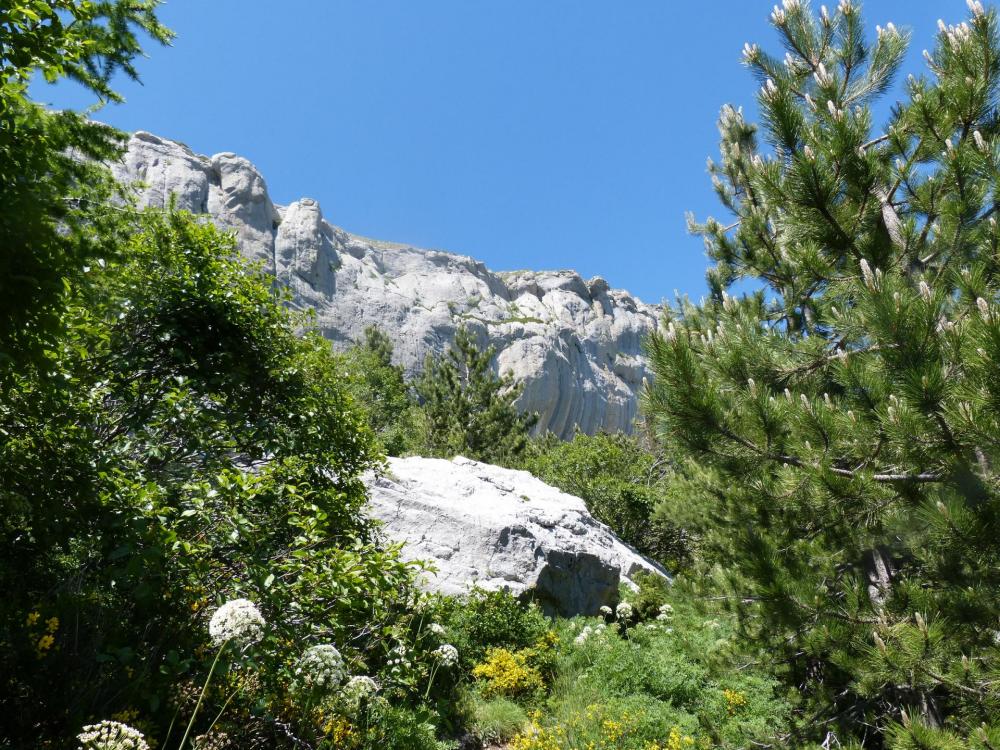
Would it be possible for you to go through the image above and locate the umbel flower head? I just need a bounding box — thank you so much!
[343,675,380,703]
[427,622,446,636]
[208,599,265,647]
[295,644,347,690]
[432,644,459,666]
[615,602,634,621]
[77,720,150,750]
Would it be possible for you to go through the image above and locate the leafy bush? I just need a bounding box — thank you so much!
[521,432,694,569]
[318,700,449,750]
[0,210,450,747]
[439,588,550,666]
[505,592,791,750]
[472,647,545,700]
[632,571,672,622]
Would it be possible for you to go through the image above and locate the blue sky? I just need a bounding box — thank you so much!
[39,1,963,303]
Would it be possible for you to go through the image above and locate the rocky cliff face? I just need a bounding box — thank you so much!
[112,131,660,438]
[365,456,667,616]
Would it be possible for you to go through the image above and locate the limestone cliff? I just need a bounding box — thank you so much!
[113,131,660,438]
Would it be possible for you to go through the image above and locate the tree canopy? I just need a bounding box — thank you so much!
[0,0,171,377]
[646,2,1000,746]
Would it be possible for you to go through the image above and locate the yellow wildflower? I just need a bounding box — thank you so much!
[112,707,140,724]
[602,717,626,742]
[37,634,54,652]
[472,647,544,699]
[26,611,40,626]
[45,616,59,633]
[322,717,356,747]
[723,688,748,715]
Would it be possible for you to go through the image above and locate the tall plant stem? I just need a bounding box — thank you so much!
[177,639,229,750]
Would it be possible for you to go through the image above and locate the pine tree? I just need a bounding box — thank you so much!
[342,326,417,456]
[415,326,537,464]
[646,2,1000,746]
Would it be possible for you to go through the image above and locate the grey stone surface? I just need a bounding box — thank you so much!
[113,131,661,438]
[365,456,668,616]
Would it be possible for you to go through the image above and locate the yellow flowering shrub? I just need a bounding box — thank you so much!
[472,647,545,699]
[322,716,358,748]
[645,727,696,750]
[723,689,747,716]
[509,715,565,750]
[508,703,696,750]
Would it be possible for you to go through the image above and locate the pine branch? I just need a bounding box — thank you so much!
[719,426,942,483]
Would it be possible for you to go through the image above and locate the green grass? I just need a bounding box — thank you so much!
[459,690,529,745]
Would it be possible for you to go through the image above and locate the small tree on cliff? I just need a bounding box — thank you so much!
[646,2,1000,747]
[416,326,536,464]
[342,326,418,455]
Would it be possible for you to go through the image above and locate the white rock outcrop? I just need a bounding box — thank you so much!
[365,456,667,616]
[112,131,660,438]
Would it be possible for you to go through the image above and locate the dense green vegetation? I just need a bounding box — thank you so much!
[520,432,694,570]
[340,326,420,456]
[443,586,789,750]
[1,206,443,746]
[415,325,538,464]
[0,0,171,378]
[7,1,1000,749]
[645,2,1000,747]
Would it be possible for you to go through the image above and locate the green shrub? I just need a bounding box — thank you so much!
[519,595,791,749]
[521,432,694,569]
[459,691,529,744]
[317,701,449,750]
[472,647,545,701]
[632,570,672,621]
[440,588,549,665]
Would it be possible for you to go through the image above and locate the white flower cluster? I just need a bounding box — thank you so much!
[343,675,380,703]
[295,644,347,690]
[598,605,613,618]
[656,603,674,622]
[427,623,446,636]
[208,599,265,647]
[573,622,607,646]
[432,644,459,666]
[77,721,149,750]
[387,642,412,670]
[615,602,634,621]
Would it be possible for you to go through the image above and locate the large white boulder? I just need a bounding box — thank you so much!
[365,456,667,616]
[112,131,661,438]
